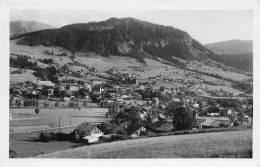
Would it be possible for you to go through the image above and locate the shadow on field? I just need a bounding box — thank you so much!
[70,143,86,148]
[19,137,42,142]
[69,116,105,118]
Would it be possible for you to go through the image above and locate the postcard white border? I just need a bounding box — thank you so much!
[0,1,260,167]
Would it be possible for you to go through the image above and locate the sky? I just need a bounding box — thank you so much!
[10,9,252,44]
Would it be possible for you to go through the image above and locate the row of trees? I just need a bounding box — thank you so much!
[10,99,39,107]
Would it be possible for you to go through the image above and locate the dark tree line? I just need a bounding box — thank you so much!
[10,55,38,70]
[33,66,58,83]
[37,58,54,64]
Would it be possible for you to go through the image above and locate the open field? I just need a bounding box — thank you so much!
[36,129,252,158]
[10,132,82,158]
[10,68,37,83]
[9,106,108,157]
[10,107,108,132]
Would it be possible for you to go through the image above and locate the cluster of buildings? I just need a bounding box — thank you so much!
[10,60,253,146]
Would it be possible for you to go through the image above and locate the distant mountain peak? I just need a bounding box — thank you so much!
[204,39,253,54]
[10,20,54,36]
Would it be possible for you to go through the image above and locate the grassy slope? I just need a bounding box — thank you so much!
[10,41,249,94]
[10,68,37,83]
[36,129,252,158]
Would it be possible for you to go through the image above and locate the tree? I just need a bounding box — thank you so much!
[98,122,113,134]
[10,98,12,107]
[44,101,47,108]
[108,102,119,115]
[39,132,51,142]
[36,100,39,107]
[237,108,245,125]
[55,101,60,108]
[17,101,21,108]
[35,108,40,115]
[172,107,194,130]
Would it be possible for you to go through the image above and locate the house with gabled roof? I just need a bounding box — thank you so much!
[194,117,230,129]
[146,121,174,133]
[125,123,146,138]
[74,122,104,142]
[109,122,131,136]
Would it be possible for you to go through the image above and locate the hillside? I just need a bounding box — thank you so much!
[9,18,253,95]
[204,39,253,55]
[213,53,253,72]
[11,17,212,65]
[36,129,252,158]
[10,38,252,95]
[10,20,53,37]
[204,40,253,72]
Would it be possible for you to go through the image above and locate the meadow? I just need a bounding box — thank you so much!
[36,129,252,158]
[10,107,108,133]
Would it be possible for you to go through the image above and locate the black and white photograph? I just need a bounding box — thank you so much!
[1,0,260,166]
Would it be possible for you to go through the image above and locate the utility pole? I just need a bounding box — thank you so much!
[59,117,60,133]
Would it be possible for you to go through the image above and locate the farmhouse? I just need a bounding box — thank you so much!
[147,121,174,133]
[195,117,230,129]
[36,80,55,87]
[70,85,79,92]
[125,123,146,138]
[109,122,131,136]
[63,97,70,102]
[74,122,104,143]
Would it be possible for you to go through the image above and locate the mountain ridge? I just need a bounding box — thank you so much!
[11,17,212,65]
[204,39,253,55]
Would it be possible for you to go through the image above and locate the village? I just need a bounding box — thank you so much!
[9,56,253,158]
[5,7,256,160]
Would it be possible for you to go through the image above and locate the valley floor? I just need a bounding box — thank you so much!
[36,129,252,158]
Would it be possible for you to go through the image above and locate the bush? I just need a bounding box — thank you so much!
[39,132,52,142]
[233,120,239,127]
[50,132,56,140]
[111,134,126,141]
[55,132,73,141]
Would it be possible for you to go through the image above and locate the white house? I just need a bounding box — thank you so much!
[70,85,79,92]
[64,97,70,102]
[74,122,104,143]
[36,79,55,87]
